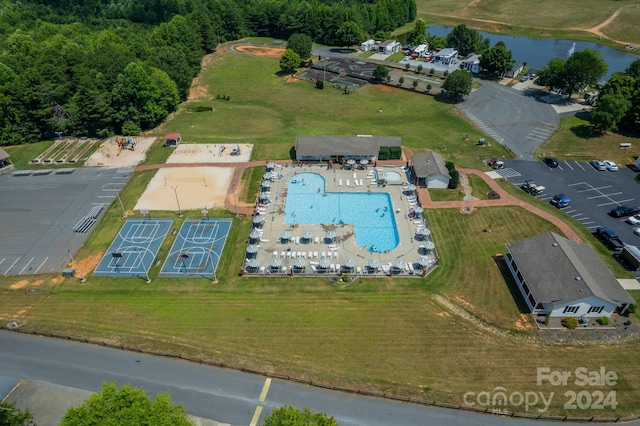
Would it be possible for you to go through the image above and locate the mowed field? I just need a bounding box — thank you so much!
[2,47,640,417]
[412,0,640,45]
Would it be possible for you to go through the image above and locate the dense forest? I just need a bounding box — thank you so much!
[0,0,416,145]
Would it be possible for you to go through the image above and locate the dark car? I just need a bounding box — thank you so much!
[609,205,640,218]
[543,157,559,168]
[550,193,571,208]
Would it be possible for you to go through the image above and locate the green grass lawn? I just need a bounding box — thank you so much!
[468,174,492,199]
[413,0,640,45]
[427,188,463,201]
[537,115,640,165]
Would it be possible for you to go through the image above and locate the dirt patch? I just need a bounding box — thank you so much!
[167,143,253,164]
[189,54,214,100]
[234,45,284,58]
[285,74,301,83]
[84,137,157,167]
[515,314,533,331]
[436,311,451,317]
[74,252,104,275]
[369,84,393,93]
[10,280,30,290]
[17,308,31,315]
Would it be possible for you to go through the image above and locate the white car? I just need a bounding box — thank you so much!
[603,160,618,171]
[590,160,607,171]
[627,214,640,225]
[634,228,640,237]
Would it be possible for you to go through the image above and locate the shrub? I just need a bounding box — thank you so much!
[388,146,402,160]
[544,313,551,325]
[597,316,610,325]
[417,64,423,74]
[429,68,435,75]
[561,317,579,329]
[443,69,449,77]
[625,320,632,326]
[399,77,404,85]
[378,146,390,160]
[445,161,455,172]
[405,63,410,71]
[448,169,459,189]
[627,304,636,314]
[426,84,432,92]
[315,79,324,89]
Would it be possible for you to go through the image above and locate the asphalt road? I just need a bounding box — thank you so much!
[459,82,558,160]
[0,166,131,276]
[1,331,635,426]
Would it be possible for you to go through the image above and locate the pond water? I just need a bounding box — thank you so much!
[426,26,638,80]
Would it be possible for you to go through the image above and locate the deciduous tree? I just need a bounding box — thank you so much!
[372,64,390,81]
[479,41,514,75]
[442,69,472,100]
[408,18,426,46]
[589,93,630,134]
[279,48,301,73]
[0,401,34,426]
[60,382,192,426]
[287,33,313,60]
[335,21,364,48]
[446,24,488,57]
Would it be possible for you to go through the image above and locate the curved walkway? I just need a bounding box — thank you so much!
[135,161,581,242]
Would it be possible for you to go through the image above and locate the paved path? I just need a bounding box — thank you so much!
[136,161,580,242]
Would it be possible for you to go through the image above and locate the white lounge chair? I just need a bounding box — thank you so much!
[357,267,363,275]
[302,252,306,259]
[286,251,292,259]
[315,237,320,244]
[259,266,266,274]
[295,236,300,244]
[338,179,343,186]
[281,251,286,258]
[408,263,415,273]
[273,251,278,258]
[260,238,269,243]
[359,179,363,186]
[353,172,357,179]
[314,252,319,259]
[308,251,313,259]
[311,265,317,272]
[346,179,350,186]
[321,251,326,258]
[282,266,287,274]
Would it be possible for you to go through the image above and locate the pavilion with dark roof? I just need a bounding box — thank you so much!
[294,136,401,162]
[504,231,634,318]
[0,146,11,168]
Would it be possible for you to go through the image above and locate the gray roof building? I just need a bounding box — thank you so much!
[410,151,451,188]
[295,136,401,160]
[506,232,634,308]
[0,147,9,160]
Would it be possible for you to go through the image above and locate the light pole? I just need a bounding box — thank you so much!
[117,193,127,218]
[172,186,183,217]
[232,184,239,217]
[68,250,86,283]
[180,253,189,273]
[137,251,151,283]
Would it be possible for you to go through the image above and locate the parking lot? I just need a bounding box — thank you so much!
[0,167,132,276]
[498,159,639,262]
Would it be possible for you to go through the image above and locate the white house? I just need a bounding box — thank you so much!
[360,39,376,52]
[378,40,402,55]
[461,53,481,74]
[413,44,429,58]
[434,48,458,65]
[505,62,524,78]
[410,151,451,189]
[504,232,635,318]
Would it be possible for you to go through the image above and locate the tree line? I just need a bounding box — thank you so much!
[0,0,416,145]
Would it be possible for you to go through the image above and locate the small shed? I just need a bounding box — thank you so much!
[410,151,451,189]
[360,39,376,52]
[506,63,525,78]
[163,133,182,147]
[0,146,11,168]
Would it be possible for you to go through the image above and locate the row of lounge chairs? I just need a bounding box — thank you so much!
[273,251,340,260]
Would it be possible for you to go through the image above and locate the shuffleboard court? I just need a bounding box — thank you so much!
[93,219,173,277]
[160,219,231,278]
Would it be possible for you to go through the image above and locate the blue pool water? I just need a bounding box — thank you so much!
[284,173,399,252]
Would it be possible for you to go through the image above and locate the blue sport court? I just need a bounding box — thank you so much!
[160,219,231,278]
[93,219,173,277]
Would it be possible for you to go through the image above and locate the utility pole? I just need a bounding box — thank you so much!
[68,250,86,283]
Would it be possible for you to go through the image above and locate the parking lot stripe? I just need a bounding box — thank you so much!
[4,258,19,275]
[598,198,634,206]
[576,217,591,221]
[563,161,574,171]
[0,258,4,266]
[564,209,576,214]
[19,257,34,275]
[572,213,583,217]
[577,185,613,192]
[97,195,115,199]
[568,182,587,187]
[575,162,585,171]
[33,257,48,274]
[587,192,622,199]
[583,221,596,225]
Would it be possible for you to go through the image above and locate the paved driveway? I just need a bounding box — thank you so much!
[459,82,559,160]
[0,167,132,276]
[498,160,640,274]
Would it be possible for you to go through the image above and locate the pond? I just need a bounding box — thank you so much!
[426,26,639,80]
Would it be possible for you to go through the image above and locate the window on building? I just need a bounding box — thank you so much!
[522,282,530,296]
[563,305,579,314]
[528,293,536,307]
[588,306,605,314]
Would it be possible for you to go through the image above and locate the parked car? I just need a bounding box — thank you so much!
[550,193,571,208]
[520,74,529,82]
[627,214,640,225]
[603,160,618,171]
[609,205,640,218]
[635,228,640,237]
[529,73,536,80]
[595,226,625,252]
[544,157,559,168]
[590,160,607,171]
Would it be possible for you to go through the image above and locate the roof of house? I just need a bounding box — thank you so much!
[379,40,399,48]
[295,136,401,157]
[0,146,9,160]
[463,53,481,63]
[506,232,634,307]
[164,133,181,140]
[510,63,524,72]
[436,48,457,57]
[411,151,451,180]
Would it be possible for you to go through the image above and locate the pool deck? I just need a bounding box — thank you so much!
[246,163,438,277]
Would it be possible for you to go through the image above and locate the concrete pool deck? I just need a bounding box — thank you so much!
[245,163,438,277]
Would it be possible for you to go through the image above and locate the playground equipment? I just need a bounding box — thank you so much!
[115,136,136,156]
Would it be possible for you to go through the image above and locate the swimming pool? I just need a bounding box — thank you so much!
[284,173,399,252]
[381,171,402,181]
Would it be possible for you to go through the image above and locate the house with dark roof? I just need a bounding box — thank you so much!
[504,232,634,318]
[0,146,11,168]
[461,53,481,74]
[410,151,451,189]
[294,136,401,161]
[505,62,524,78]
[378,40,402,55]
